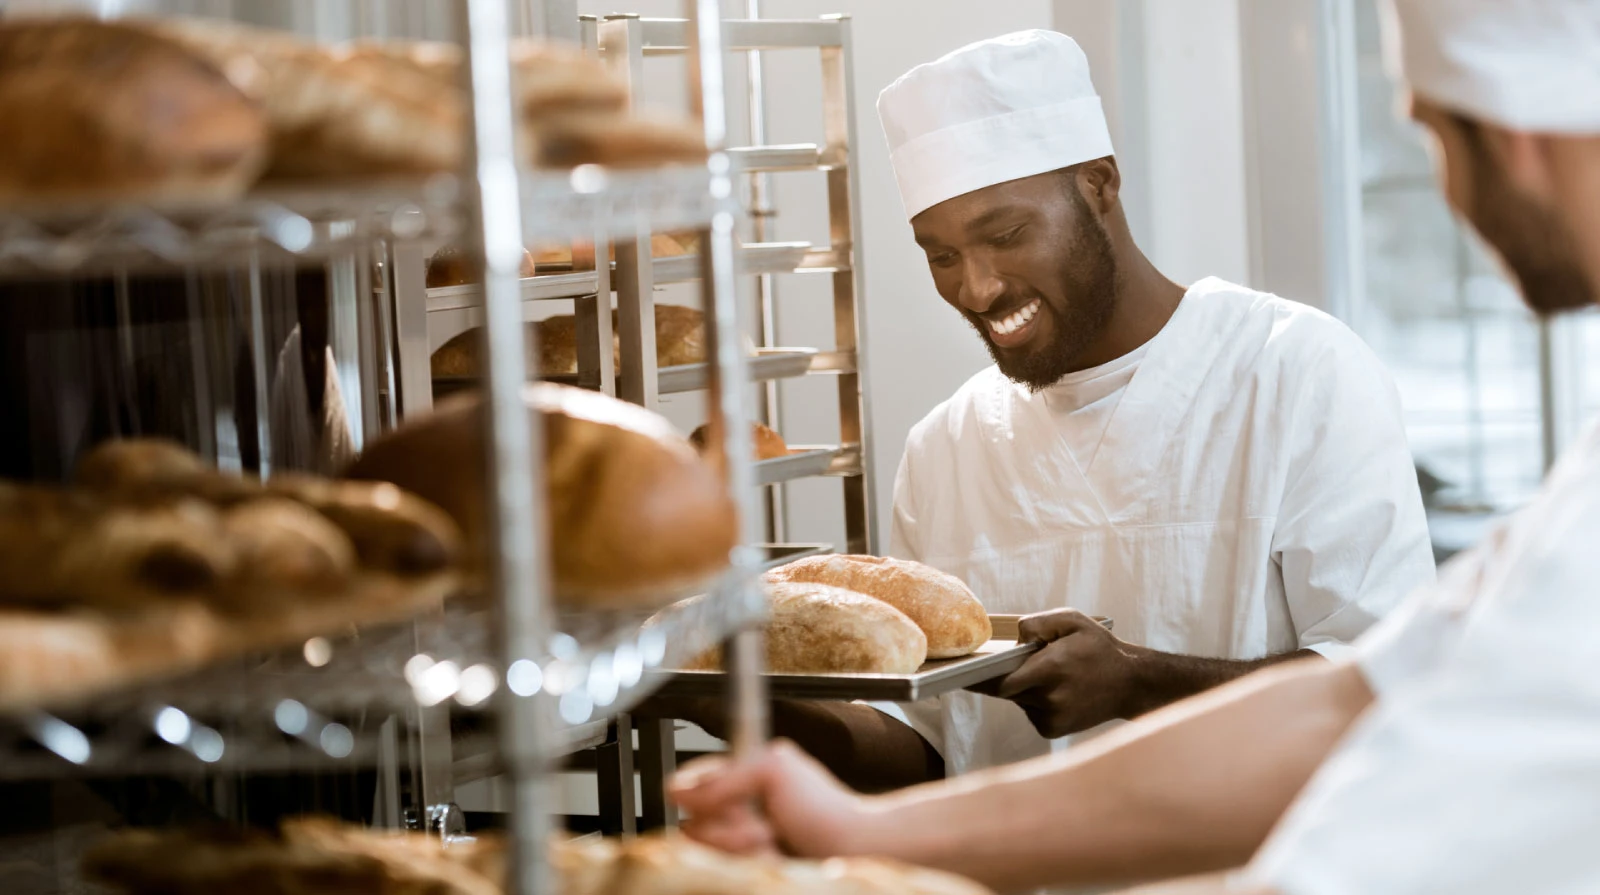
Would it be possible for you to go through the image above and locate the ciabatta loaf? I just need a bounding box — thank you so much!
[765,555,991,659]
[659,581,928,674]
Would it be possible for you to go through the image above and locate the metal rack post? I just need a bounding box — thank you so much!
[685,0,771,758]
[459,1,557,892]
[820,14,878,555]
[744,0,788,545]
[599,14,663,410]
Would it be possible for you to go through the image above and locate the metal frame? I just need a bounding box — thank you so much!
[597,13,877,555]
[0,5,797,890]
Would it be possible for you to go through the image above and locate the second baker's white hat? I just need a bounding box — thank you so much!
[877,30,1114,220]
[1380,0,1600,135]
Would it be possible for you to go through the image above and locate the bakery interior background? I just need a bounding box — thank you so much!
[4,0,1593,825]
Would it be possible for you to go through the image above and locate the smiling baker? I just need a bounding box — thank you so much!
[658,30,1438,795]
[860,28,1439,781]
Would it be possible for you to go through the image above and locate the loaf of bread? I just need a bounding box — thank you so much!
[0,18,268,203]
[689,421,789,460]
[148,18,701,177]
[430,305,705,379]
[219,498,358,603]
[147,16,464,178]
[84,818,995,895]
[344,384,737,606]
[73,439,461,579]
[661,581,928,674]
[765,555,991,659]
[426,246,539,288]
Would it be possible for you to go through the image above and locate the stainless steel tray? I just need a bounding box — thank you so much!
[430,347,818,397]
[649,615,1111,703]
[657,347,817,393]
[754,447,838,486]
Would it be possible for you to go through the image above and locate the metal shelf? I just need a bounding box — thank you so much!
[0,179,463,277]
[631,17,845,52]
[0,569,764,780]
[0,166,738,279]
[653,240,812,284]
[657,347,819,394]
[422,243,817,352]
[728,144,840,172]
[519,165,727,243]
[753,444,862,486]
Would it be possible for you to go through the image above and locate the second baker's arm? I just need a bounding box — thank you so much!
[636,697,942,793]
[674,657,1372,893]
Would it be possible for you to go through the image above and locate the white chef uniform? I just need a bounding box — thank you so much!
[883,277,1436,774]
[869,30,1436,776]
[1239,1,1600,890]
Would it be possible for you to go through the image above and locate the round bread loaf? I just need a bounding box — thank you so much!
[661,581,928,674]
[765,555,991,659]
[430,304,705,379]
[425,246,537,288]
[0,18,268,204]
[344,383,737,607]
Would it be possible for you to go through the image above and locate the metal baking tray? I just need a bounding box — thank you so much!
[650,614,1111,703]
[754,447,838,486]
[429,347,819,398]
[657,347,818,393]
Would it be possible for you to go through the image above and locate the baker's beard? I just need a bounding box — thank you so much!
[1465,141,1594,315]
[966,214,1119,391]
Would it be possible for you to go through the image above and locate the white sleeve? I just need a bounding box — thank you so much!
[887,448,923,562]
[1247,483,1600,895]
[1246,640,1600,894]
[1270,332,1436,654]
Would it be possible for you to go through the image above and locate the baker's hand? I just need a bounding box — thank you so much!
[968,608,1147,738]
[671,739,868,859]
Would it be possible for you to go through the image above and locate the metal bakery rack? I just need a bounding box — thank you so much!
[0,2,831,894]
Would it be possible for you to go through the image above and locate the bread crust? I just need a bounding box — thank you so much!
[84,820,996,895]
[765,555,991,659]
[0,17,267,203]
[344,384,736,606]
[658,581,929,674]
[430,305,706,379]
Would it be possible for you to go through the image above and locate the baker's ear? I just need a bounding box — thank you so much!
[1076,158,1121,215]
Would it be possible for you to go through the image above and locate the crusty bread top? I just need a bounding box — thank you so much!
[0,17,268,203]
[662,581,928,675]
[344,383,735,606]
[84,820,994,895]
[765,555,991,659]
[430,305,705,379]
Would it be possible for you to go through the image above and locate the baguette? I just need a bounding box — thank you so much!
[659,581,929,674]
[765,555,991,659]
[344,384,736,606]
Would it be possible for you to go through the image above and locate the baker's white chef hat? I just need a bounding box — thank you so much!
[1381,0,1600,134]
[876,30,1114,220]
